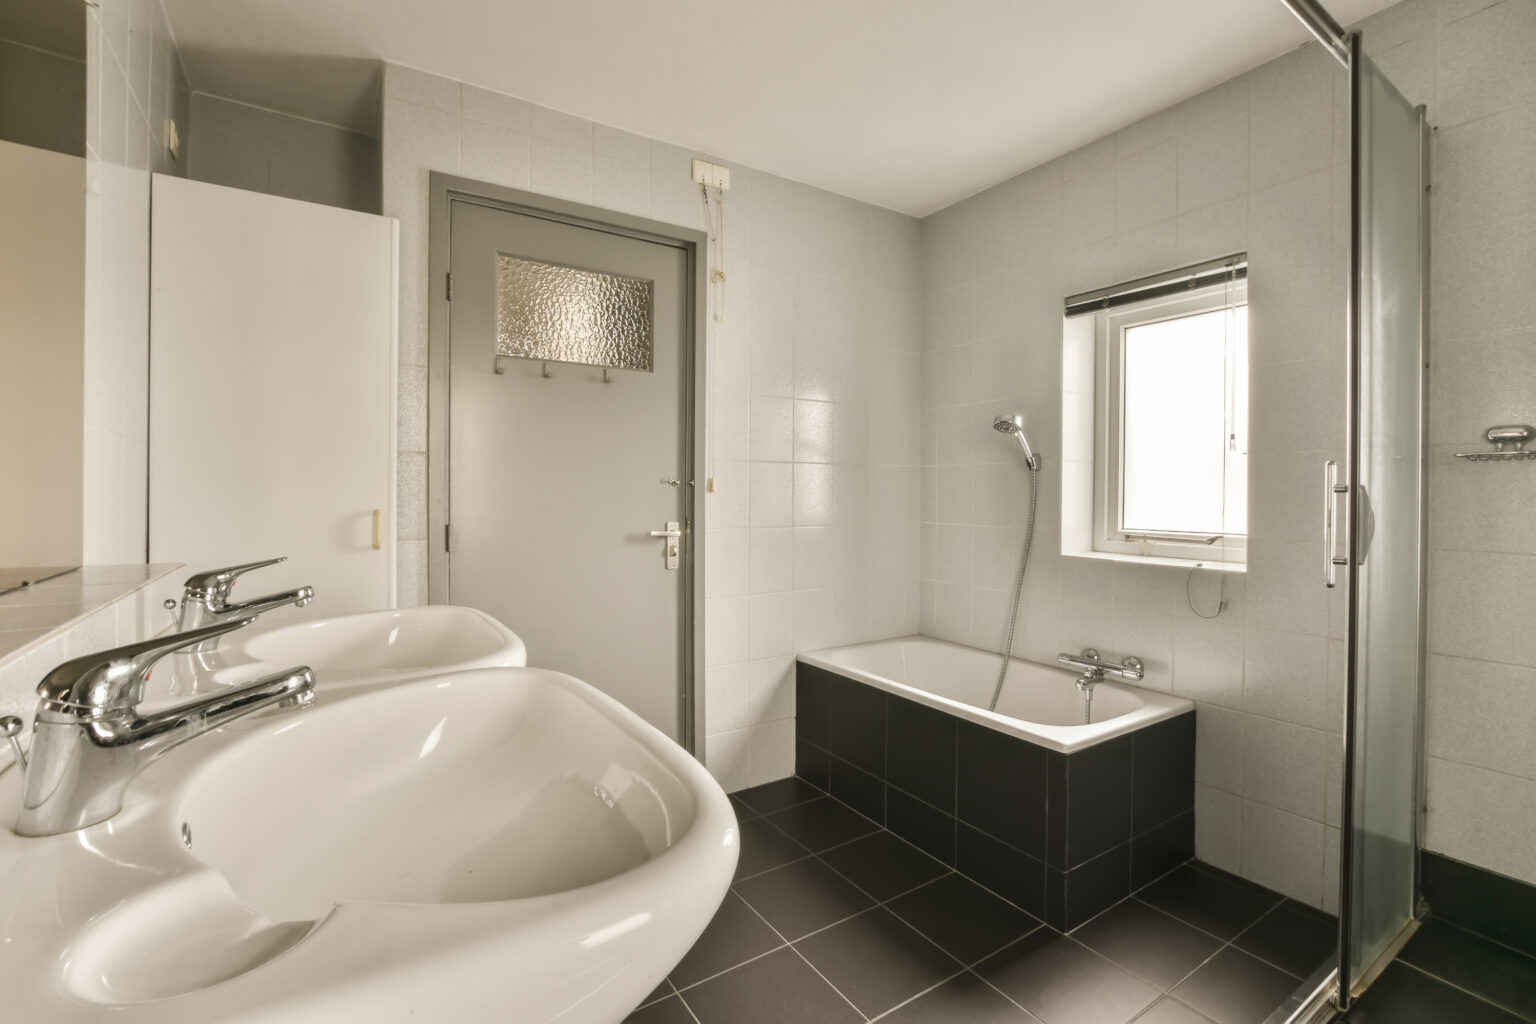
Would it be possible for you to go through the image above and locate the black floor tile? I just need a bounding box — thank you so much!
[1340,960,1525,1024]
[1398,918,1536,1021]
[818,829,949,901]
[1170,946,1300,1024]
[794,907,961,1018]
[669,891,784,988]
[624,993,697,1023]
[764,796,880,853]
[728,792,760,822]
[640,979,675,1007]
[732,856,874,941]
[733,815,811,881]
[979,930,1160,1024]
[888,872,1043,966]
[1132,997,1218,1023]
[1073,898,1223,990]
[732,776,825,815]
[1232,900,1337,980]
[878,970,1039,1023]
[1136,864,1280,941]
[679,946,862,1024]
[888,786,957,863]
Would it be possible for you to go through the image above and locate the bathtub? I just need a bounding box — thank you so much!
[794,634,1196,930]
[797,634,1191,754]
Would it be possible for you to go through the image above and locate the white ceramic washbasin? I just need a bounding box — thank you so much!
[152,605,527,698]
[0,667,737,1022]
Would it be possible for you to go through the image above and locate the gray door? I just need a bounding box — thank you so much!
[446,199,692,742]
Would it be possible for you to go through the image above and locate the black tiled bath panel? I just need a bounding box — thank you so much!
[886,694,957,812]
[956,718,1050,860]
[794,660,1197,932]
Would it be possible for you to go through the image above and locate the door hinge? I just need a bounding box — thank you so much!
[445,271,454,301]
[444,523,452,552]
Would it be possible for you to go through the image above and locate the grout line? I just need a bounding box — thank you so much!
[1422,916,1536,967]
[787,941,873,1022]
[1394,959,1536,1022]
[862,967,970,1022]
[668,939,790,994]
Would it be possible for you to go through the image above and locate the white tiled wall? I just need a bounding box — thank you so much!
[380,65,924,790]
[916,0,1536,904]
[1405,0,1536,888]
[917,38,1347,909]
[82,0,189,564]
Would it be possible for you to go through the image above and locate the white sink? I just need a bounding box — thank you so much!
[153,606,526,697]
[0,667,737,1022]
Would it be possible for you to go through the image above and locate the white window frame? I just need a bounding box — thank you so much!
[1092,279,1248,566]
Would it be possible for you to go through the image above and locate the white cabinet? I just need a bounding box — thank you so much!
[149,175,397,621]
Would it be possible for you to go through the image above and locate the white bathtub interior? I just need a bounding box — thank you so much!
[798,634,1191,754]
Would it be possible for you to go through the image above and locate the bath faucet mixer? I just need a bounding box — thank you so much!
[1058,648,1144,724]
[175,556,314,652]
[9,618,315,837]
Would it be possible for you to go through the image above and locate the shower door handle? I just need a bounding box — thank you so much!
[1323,460,1349,588]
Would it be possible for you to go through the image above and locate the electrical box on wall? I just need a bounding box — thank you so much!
[690,159,731,190]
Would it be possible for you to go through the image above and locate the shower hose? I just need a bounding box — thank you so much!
[987,459,1040,712]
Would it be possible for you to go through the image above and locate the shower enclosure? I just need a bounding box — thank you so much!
[1282,1,1429,1018]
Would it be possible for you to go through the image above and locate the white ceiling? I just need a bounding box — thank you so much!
[159,0,1394,216]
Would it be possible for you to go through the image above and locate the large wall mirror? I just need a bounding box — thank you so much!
[0,1,86,569]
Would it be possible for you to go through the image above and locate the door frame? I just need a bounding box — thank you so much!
[426,172,709,755]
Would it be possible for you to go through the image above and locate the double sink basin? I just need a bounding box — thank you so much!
[0,607,737,1022]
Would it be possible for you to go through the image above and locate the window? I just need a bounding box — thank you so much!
[1062,257,1248,568]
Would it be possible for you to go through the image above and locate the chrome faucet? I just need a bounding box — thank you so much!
[1058,647,1144,694]
[9,618,315,837]
[175,557,314,652]
[1057,649,1143,726]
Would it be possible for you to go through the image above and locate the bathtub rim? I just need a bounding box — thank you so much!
[797,634,1193,754]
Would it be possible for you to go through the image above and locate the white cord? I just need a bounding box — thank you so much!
[1186,566,1226,619]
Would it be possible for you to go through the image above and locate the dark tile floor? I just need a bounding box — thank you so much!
[1339,916,1536,1023]
[628,777,1335,1024]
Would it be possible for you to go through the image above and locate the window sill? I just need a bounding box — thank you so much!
[1063,549,1247,573]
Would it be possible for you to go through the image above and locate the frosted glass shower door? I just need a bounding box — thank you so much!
[1341,49,1427,997]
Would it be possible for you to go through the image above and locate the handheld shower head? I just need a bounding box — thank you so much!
[993,414,1041,471]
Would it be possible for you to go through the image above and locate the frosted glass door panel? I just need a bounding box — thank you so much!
[1346,55,1426,990]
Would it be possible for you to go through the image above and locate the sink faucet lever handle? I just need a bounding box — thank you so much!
[182,556,288,601]
[35,617,258,714]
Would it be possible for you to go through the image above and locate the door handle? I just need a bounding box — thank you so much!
[650,521,681,570]
[372,508,382,551]
[1323,460,1349,588]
